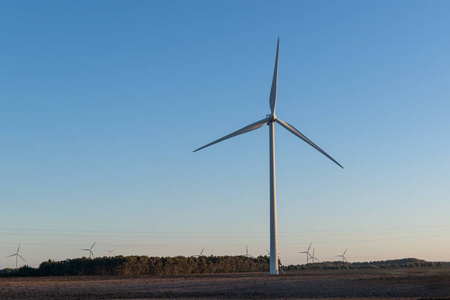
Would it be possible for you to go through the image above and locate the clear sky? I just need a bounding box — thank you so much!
[1,0,450,268]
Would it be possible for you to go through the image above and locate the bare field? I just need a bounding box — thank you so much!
[1,268,450,299]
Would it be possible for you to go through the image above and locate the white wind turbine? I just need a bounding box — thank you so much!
[336,248,348,262]
[311,249,320,263]
[299,243,313,264]
[81,241,96,259]
[245,245,254,258]
[193,248,205,257]
[194,39,343,275]
[7,243,25,269]
[106,248,116,258]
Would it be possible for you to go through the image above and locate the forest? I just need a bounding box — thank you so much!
[0,255,271,277]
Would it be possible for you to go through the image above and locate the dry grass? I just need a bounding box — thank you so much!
[1,267,450,299]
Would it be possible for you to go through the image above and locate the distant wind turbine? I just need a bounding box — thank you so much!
[311,249,320,263]
[336,249,348,262]
[245,245,254,258]
[106,248,116,258]
[193,248,205,257]
[7,243,25,269]
[194,39,343,275]
[299,243,313,264]
[81,241,96,259]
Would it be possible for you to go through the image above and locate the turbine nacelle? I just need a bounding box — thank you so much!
[266,114,277,123]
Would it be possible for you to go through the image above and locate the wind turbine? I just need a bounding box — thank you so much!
[311,249,320,263]
[7,243,25,269]
[336,248,348,262]
[81,241,96,259]
[106,248,116,258]
[245,245,254,258]
[194,39,343,275]
[193,248,205,257]
[299,243,313,264]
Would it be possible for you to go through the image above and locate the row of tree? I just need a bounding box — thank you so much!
[285,258,450,270]
[1,257,448,277]
[1,255,272,277]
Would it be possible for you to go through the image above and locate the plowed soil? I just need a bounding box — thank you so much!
[1,268,450,299]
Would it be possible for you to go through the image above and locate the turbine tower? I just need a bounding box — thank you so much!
[7,243,25,269]
[245,245,254,258]
[311,249,320,263]
[81,241,96,259]
[194,39,343,275]
[266,250,281,260]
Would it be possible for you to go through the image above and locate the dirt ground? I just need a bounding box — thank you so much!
[1,268,450,299]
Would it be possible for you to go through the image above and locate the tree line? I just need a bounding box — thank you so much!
[285,258,450,270]
[1,256,448,277]
[0,255,272,277]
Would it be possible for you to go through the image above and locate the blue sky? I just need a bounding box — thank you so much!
[1,0,450,267]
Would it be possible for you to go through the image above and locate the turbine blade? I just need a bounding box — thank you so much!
[269,38,279,114]
[193,117,270,152]
[17,243,21,253]
[7,254,16,258]
[91,241,96,249]
[307,243,312,251]
[343,249,347,255]
[275,118,343,168]
[18,255,25,261]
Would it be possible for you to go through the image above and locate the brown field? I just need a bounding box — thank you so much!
[1,267,450,299]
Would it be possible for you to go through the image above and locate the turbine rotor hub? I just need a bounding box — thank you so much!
[266,114,276,124]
